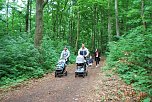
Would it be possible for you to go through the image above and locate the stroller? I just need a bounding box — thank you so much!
[87,56,93,66]
[55,59,67,77]
[75,55,88,78]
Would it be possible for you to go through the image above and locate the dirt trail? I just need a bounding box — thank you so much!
[0,58,144,102]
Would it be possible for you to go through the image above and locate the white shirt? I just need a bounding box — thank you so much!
[60,49,70,59]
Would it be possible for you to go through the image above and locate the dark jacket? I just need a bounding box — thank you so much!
[94,51,100,61]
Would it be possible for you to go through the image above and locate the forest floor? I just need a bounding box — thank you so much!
[0,57,145,102]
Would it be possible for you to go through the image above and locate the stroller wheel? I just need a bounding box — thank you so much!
[55,72,57,77]
[75,73,77,78]
[82,74,85,78]
[65,71,67,76]
[86,71,88,76]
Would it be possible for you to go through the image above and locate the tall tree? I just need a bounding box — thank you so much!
[12,0,15,31]
[115,0,120,37]
[108,0,112,42]
[34,0,48,48]
[94,4,97,50]
[141,0,146,30]
[25,0,30,32]
[19,12,22,32]
[6,0,9,34]
[29,0,32,32]
[91,5,96,51]
[75,11,80,54]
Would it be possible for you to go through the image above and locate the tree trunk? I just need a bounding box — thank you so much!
[12,9,14,31]
[70,16,74,47]
[19,12,22,32]
[25,0,30,32]
[115,0,120,37]
[75,11,80,54]
[56,1,59,39]
[34,0,48,48]
[93,5,96,50]
[91,15,94,52]
[141,0,146,30]
[68,17,71,44]
[60,14,63,40]
[29,0,32,32]
[91,6,96,51]
[6,0,9,34]
[52,11,55,38]
[68,1,72,44]
[96,6,99,49]
[124,0,128,32]
[100,6,103,52]
[12,0,15,32]
[108,0,112,42]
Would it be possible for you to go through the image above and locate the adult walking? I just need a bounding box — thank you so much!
[60,46,70,65]
[94,49,100,67]
[78,43,89,58]
[78,43,89,70]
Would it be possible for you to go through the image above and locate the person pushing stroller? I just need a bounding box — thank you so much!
[60,46,70,65]
[75,44,89,77]
[54,46,70,77]
[78,44,89,57]
[78,44,89,70]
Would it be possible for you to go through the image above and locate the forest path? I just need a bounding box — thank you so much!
[0,57,140,102]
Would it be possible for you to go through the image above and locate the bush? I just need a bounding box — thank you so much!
[0,34,75,87]
[106,27,152,96]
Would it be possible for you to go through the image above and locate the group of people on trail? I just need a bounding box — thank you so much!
[60,43,101,67]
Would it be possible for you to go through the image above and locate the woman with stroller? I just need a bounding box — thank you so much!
[60,46,70,65]
[78,44,89,70]
[78,43,89,58]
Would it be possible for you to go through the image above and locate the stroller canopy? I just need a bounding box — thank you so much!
[57,59,66,67]
[76,55,85,63]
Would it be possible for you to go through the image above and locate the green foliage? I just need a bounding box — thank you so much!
[0,34,75,87]
[106,27,152,96]
[143,97,151,102]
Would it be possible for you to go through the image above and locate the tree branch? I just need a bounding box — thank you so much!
[42,0,48,8]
